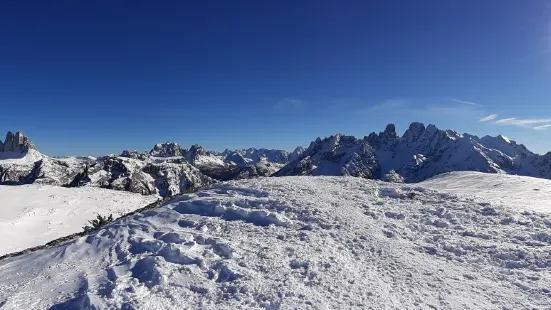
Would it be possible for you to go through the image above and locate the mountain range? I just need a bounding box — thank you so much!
[1,122,550,197]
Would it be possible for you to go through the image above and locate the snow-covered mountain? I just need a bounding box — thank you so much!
[276,122,551,182]
[219,147,304,165]
[1,176,549,309]
[0,133,294,196]
[274,134,380,178]
[67,156,214,197]
[3,123,551,195]
[0,133,214,197]
[0,132,85,185]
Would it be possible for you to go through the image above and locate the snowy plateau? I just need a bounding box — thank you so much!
[0,174,550,309]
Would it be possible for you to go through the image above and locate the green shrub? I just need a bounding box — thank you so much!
[83,213,114,232]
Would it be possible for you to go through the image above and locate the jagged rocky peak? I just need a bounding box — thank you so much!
[120,150,149,160]
[497,135,510,143]
[383,123,398,139]
[382,170,404,183]
[184,144,211,162]
[365,123,399,146]
[274,132,380,178]
[224,152,249,166]
[121,150,138,157]
[187,144,209,156]
[0,131,37,153]
[150,142,183,157]
[289,146,305,162]
[402,122,426,142]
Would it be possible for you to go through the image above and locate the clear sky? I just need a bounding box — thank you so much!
[1,1,551,156]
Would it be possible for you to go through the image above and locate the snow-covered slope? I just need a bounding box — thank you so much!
[0,184,157,256]
[0,149,43,163]
[1,177,549,309]
[421,171,551,213]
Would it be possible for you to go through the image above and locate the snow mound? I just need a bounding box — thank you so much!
[0,176,550,309]
[0,184,158,255]
[421,171,551,213]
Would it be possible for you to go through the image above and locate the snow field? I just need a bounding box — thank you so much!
[0,176,549,309]
[421,171,551,213]
[0,184,158,255]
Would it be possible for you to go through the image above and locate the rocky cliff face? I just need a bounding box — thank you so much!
[0,131,37,153]
[150,142,183,157]
[64,155,215,197]
[120,150,149,160]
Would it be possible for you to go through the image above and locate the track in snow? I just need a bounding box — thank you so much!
[0,176,550,309]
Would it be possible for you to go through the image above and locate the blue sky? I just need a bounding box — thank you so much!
[1,1,551,156]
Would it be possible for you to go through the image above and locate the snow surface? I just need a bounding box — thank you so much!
[0,176,550,309]
[421,171,551,214]
[0,149,43,163]
[0,185,158,256]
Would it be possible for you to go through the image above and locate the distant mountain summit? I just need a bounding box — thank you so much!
[274,134,380,178]
[150,142,183,157]
[0,131,37,153]
[276,122,551,182]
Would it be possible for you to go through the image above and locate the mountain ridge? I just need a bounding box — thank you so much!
[2,122,551,195]
[276,121,551,182]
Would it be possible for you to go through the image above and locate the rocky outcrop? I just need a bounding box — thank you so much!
[233,159,285,179]
[382,170,404,183]
[0,131,37,153]
[0,157,86,185]
[120,150,149,160]
[150,142,183,157]
[183,144,221,166]
[66,156,214,197]
[289,146,305,162]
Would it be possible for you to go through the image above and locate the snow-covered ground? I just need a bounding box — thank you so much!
[0,149,43,163]
[0,185,158,256]
[0,176,549,309]
[421,171,551,213]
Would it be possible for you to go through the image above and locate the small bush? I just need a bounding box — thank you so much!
[83,213,114,232]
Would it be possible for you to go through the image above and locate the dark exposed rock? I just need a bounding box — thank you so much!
[150,142,183,157]
[1,131,37,153]
[120,150,149,160]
